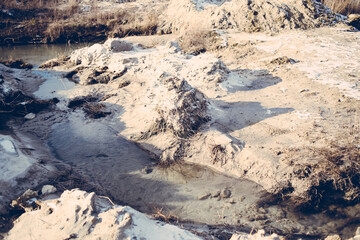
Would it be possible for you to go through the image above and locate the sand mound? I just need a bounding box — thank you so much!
[160,0,344,33]
[138,74,209,140]
[5,189,201,240]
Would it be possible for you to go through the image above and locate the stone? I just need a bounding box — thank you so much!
[212,191,221,198]
[41,185,57,195]
[105,39,133,52]
[24,113,36,120]
[348,14,360,30]
[324,235,341,240]
[198,193,211,200]
[141,166,153,174]
[22,189,38,199]
[221,189,231,199]
[356,226,360,236]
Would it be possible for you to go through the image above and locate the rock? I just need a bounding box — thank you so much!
[212,191,221,198]
[21,189,38,199]
[105,38,134,52]
[11,189,39,212]
[41,185,57,195]
[221,189,231,199]
[356,226,360,236]
[348,14,360,30]
[141,166,153,174]
[198,193,211,200]
[299,89,310,93]
[270,56,297,65]
[324,235,341,240]
[24,113,36,120]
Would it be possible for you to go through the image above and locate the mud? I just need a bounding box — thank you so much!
[0,59,32,69]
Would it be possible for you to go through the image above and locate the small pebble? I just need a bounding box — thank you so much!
[41,185,57,195]
[212,191,220,198]
[142,166,153,174]
[356,226,360,236]
[221,189,231,199]
[25,113,36,120]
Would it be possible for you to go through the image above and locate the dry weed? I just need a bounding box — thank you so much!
[211,144,227,165]
[178,26,218,55]
[281,117,360,211]
[152,206,178,223]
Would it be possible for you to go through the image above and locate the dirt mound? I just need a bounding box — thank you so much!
[137,74,209,140]
[160,0,344,33]
[4,189,201,240]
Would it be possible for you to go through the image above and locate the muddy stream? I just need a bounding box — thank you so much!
[4,44,360,239]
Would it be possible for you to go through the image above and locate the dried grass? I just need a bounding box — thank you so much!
[1,0,158,44]
[151,206,178,223]
[1,0,79,11]
[281,117,360,211]
[178,26,217,55]
[321,0,360,15]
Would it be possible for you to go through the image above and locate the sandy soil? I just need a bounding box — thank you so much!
[1,0,360,239]
[3,24,356,238]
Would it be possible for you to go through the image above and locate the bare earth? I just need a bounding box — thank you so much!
[1,0,360,239]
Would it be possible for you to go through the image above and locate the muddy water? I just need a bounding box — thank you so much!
[0,43,88,67]
[47,115,267,226]
[46,111,359,239]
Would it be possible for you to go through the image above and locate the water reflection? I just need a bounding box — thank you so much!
[0,43,89,67]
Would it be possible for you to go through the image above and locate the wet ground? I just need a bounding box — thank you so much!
[2,44,360,239]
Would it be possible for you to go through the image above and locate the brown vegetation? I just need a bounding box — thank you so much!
[0,59,33,69]
[0,0,158,45]
[321,0,360,15]
[67,95,111,119]
[178,27,219,55]
[152,206,178,223]
[279,117,360,212]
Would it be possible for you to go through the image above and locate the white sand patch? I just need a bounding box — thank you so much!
[124,206,201,240]
[5,189,202,240]
[0,138,16,154]
[0,135,32,182]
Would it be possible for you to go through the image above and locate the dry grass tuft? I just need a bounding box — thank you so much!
[178,26,219,55]
[321,0,360,15]
[280,116,360,211]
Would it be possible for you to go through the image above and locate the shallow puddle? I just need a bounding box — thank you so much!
[46,110,360,238]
